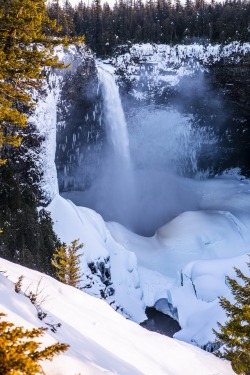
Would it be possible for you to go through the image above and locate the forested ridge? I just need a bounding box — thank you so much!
[47,0,250,56]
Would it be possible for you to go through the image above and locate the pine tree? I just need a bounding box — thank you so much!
[38,209,62,276]
[213,257,250,375]
[91,0,103,54]
[0,312,69,375]
[51,239,84,287]
[0,129,62,273]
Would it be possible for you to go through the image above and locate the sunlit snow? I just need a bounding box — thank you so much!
[0,258,236,375]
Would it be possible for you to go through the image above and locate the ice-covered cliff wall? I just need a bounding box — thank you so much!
[30,44,100,202]
[109,42,250,177]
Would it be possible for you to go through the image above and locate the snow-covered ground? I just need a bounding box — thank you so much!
[0,258,236,375]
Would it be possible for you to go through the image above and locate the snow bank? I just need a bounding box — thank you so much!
[107,175,250,345]
[48,195,146,323]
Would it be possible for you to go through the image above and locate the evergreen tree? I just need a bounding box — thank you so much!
[0,125,62,274]
[52,239,84,287]
[61,0,250,55]
[0,312,69,375]
[92,0,103,53]
[62,0,76,36]
[213,257,250,375]
[38,209,62,276]
[46,0,65,34]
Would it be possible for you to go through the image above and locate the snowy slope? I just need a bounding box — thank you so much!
[0,258,236,375]
[48,195,146,323]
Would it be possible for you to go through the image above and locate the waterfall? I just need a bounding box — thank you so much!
[95,65,136,229]
[62,64,218,235]
[98,66,131,168]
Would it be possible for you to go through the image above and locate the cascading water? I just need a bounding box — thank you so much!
[98,67,132,168]
[89,66,136,229]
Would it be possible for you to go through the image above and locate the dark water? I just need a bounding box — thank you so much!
[140,307,181,337]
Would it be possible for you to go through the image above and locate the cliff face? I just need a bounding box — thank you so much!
[211,54,250,115]
[209,54,250,176]
[109,43,250,177]
[55,50,105,193]
[30,45,101,202]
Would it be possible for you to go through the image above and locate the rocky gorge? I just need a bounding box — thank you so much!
[29,42,250,351]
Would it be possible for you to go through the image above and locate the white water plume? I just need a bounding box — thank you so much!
[95,66,136,229]
[98,66,132,168]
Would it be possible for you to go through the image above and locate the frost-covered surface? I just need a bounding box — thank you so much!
[109,42,250,99]
[46,171,250,348]
[114,42,250,67]
[29,45,88,202]
[0,258,236,375]
[29,76,60,202]
[107,173,250,346]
